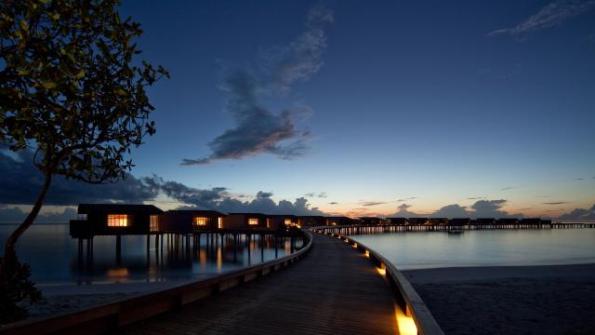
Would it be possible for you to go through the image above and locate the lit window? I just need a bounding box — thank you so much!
[217,217,223,229]
[284,219,292,226]
[193,217,208,226]
[150,215,159,232]
[107,214,128,227]
[248,218,259,226]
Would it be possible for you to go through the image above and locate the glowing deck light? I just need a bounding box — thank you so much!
[352,243,358,249]
[376,265,386,276]
[364,250,370,258]
[395,304,417,335]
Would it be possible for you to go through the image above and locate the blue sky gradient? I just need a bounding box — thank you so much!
[2,1,594,220]
[115,0,595,217]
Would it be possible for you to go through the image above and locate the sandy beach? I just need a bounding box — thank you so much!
[22,280,196,319]
[403,263,595,335]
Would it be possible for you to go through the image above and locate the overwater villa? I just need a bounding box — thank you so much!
[325,216,355,226]
[386,217,408,225]
[359,217,385,225]
[70,203,163,238]
[429,218,448,226]
[158,210,227,233]
[449,218,471,226]
[299,215,326,227]
[225,212,269,229]
[267,214,299,230]
[407,217,429,225]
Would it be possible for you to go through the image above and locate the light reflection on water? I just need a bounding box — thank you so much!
[0,224,303,284]
[350,229,595,270]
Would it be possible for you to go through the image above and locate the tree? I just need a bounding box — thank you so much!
[0,0,168,317]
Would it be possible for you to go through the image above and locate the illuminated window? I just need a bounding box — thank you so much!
[217,217,223,229]
[107,214,128,227]
[266,218,271,228]
[193,217,208,226]
[248,218,259,226]
[284,219,292,226]
[150,215,159,232]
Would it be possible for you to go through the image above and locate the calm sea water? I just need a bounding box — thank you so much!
[350,229,595,270]
[0,224,301,285]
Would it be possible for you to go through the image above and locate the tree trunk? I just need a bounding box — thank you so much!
[1,172,52,276]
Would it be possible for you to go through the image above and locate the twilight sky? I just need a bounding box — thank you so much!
[2,0,595,221]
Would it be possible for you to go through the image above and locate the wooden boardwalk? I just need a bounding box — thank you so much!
[119,234,397,335]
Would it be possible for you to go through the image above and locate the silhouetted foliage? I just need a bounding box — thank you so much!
[0,0,167,320]
[0,257,41,324]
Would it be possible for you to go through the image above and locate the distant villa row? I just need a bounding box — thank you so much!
[69,203,552,238]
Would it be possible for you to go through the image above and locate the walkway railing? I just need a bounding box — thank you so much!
[320,230,444,335]
[0,231,313,335]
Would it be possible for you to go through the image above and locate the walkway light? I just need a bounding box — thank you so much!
[395,304,417,335]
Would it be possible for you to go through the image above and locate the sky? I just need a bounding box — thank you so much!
[2,0,595,221]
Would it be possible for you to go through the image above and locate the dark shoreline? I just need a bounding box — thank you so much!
[403,263,595,335]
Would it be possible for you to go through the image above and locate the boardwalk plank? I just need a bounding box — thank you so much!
[119,234,396,335]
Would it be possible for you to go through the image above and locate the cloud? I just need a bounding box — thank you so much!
[432,204,469,218]
[0,206,77,223]
[501,186,516,191]
[151,177,325,216]
[391,203,422,217]
[396,197,416,202]
[558,204,595,221]
[467,196,484,200]
[182,5,333,165]
[390,199,521,218]
[361,201,386,207]
[576,177,585,181]
[0,148,325,218]
[0,149,159,205]
[470,199,521,218]
[329,202,338,205]
[305,192,328,198]
[543,201,569,205]
[488,0,595,37]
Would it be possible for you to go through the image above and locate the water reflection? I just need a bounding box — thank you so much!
[0,224,304,285]
[350,229,595,270]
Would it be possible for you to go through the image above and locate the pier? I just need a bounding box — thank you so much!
[313,221,595,236]
[118,233,397,335]
[0,231,444,335]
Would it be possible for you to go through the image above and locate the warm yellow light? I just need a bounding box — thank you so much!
[248,218,259,225]
[395,304,417,335]
[352,243,358,249]
[284,218,292,226]
[364,250,370,258]
[194,216,208,226]
[377,266,386,276]
[217,217,223,229]
[107,267,130,278]
[107,214,128,227]
[149,215,159,232]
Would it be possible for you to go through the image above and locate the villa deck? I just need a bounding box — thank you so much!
[118,234,397,335]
